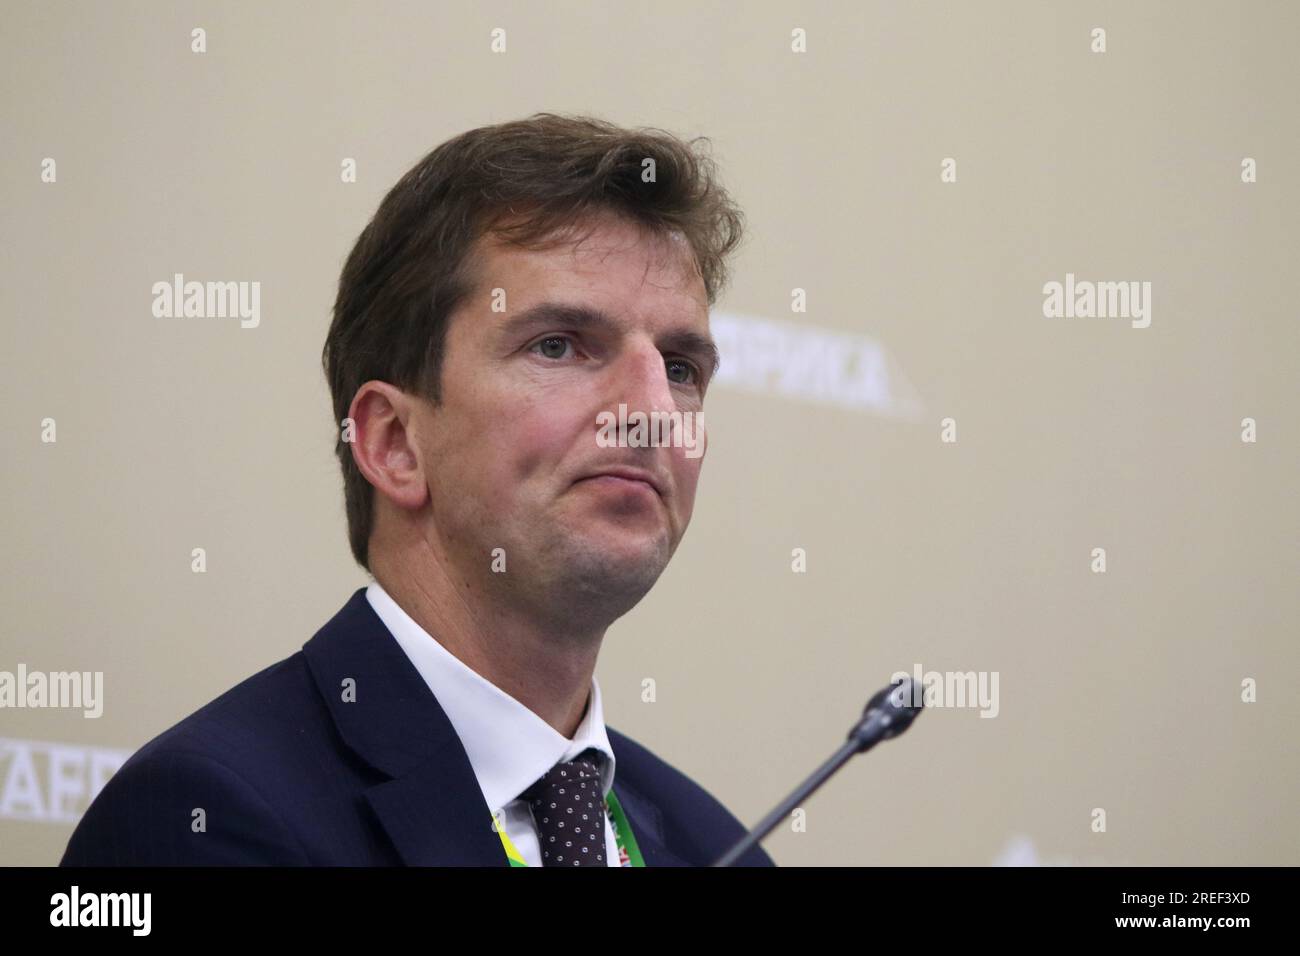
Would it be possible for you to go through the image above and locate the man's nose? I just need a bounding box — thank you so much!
[609,341,677,416]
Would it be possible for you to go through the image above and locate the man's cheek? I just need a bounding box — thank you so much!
[674,467,701,518]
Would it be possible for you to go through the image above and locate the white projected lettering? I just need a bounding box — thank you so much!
[0,737,129,823]
[710,312,923,417]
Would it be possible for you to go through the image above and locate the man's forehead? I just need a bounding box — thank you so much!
[488,215,688,262]
[468,216,708,317]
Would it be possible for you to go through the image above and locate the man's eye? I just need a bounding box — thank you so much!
[666,357,700,386]
[531,336,574,360]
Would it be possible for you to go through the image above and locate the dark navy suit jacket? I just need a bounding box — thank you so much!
[60,588,775,867]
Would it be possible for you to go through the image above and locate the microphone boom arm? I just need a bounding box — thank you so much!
[711,676,923,867]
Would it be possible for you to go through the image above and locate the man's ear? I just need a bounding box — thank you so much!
[348,381,429,511]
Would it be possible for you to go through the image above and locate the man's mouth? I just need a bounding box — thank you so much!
[573,466,665,500]
[577,474,658,498]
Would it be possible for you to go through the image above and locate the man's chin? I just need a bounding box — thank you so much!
[545,531,672,607]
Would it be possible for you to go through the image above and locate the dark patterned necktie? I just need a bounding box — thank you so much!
[521,748,608,867]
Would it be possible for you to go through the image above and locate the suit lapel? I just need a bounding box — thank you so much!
[610,778,692,867]
[363,742,506,866]
[303,588,507,866]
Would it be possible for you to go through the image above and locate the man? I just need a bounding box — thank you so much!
[61,113,773,866]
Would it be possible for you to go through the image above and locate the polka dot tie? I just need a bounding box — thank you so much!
[521,748,608,867]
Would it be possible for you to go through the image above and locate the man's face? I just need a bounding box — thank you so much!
[412,212,716,625]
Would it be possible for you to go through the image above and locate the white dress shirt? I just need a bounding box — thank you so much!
[365,581,623,867]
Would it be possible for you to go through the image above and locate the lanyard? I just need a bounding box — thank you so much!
[494,789,646,867]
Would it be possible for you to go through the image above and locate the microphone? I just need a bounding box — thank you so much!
[711,676,924,866]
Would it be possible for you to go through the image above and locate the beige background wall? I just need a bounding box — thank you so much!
[2,0,1296,866]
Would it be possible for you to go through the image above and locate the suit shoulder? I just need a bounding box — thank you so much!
[124,650,321,776]
[60,652,325,865]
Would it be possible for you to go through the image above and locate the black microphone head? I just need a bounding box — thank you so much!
[850,676,924,748]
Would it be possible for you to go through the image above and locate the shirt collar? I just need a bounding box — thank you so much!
[364,580,616,815]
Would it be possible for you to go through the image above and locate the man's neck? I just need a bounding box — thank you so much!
[370,551,603,739]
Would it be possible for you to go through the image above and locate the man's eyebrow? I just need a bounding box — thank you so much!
[659,328,720,378]
[500,301,720,377]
